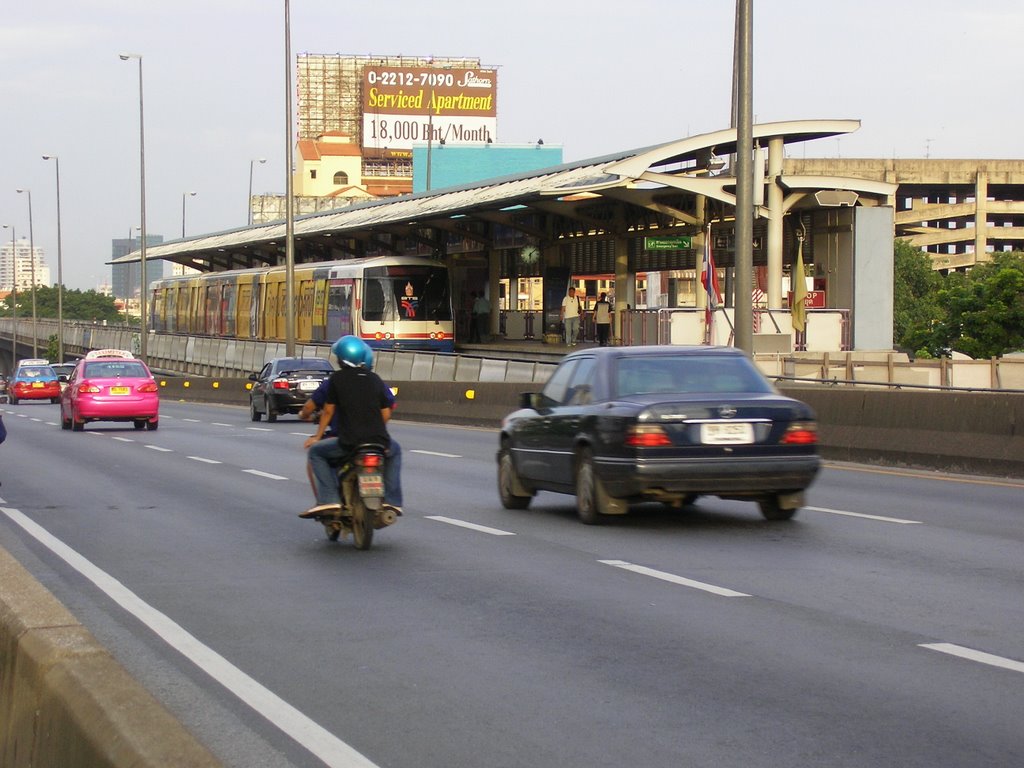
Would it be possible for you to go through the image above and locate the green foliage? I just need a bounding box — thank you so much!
[0,285,124,323]
[894,246,1024,358]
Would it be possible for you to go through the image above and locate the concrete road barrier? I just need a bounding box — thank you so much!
[0,547,222,767]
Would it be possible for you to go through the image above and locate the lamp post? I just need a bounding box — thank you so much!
[15,189,38,357]
[283,0,296,355]
[182,191,196,238]
[2,225,17,366]
[41,155,64,363]
[248,158,265,225]
[119,53,148,362]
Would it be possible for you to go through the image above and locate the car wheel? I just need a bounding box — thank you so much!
[133,419,147,430]
[249,397,262,422]
[71,411,85,431]
[8,395,16,405]
[759,495,798,521]
[50,397,60,404]
[498,446,532,510]
[61,411,71,430]
[146,419,159,431]
[575,447,626,525]
[265,397,278,423]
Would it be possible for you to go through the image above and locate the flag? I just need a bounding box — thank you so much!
[792,238,807,333]
[702,224,722,340]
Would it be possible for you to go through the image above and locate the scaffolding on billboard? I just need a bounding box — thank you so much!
[296,54,487,143]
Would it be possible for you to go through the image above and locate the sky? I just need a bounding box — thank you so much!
[1,0,1022,291]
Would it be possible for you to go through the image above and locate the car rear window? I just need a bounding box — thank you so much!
[277,358,332,373]
[84,361,150,378]
[18,366,56,379]
[614,355,774,397]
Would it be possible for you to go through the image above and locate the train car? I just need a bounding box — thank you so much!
[150,255,454,352]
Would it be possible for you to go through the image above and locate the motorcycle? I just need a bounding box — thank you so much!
[311,442,398,549]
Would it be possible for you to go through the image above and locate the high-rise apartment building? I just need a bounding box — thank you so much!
[111,235,164,300]
[0,237,51,291]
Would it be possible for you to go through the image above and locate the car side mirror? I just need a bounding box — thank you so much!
[519,391,539,410]
[57,374,68,382]
[247,372,259,381]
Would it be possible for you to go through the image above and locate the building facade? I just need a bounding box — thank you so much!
[0,238,50,292]
[111,235,164,300]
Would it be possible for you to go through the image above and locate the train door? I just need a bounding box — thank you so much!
[326,278,354,341]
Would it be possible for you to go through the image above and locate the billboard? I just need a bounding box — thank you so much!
[361,66,498,151]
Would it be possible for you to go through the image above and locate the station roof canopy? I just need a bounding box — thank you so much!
[112,119,896,274]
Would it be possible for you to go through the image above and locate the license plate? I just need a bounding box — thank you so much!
[701,422,754,444]
[109,386,130,395]
[298,380,319,392]
[32,382,44,388]
[358,473,384,497]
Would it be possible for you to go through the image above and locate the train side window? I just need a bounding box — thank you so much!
[363,280,385,321]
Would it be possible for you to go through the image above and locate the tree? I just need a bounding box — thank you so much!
[931,253,1024,359]
[893,239,943,356]
[0,285,124,323]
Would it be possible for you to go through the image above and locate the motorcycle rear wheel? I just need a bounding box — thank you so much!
[351,494,374,550]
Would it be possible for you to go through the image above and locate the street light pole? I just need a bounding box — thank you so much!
[15,189,38,357]
[41,155,64,363]
[248,158,265,225]
[182,191,196,238]
[283,0,296,355]
[120,53,148,362]
[2,225,17,366]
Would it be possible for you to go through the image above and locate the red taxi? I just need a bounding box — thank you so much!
[9,359,61,404]
[60,349,160,431]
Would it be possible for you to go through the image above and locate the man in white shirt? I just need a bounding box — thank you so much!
[560,286,582,346]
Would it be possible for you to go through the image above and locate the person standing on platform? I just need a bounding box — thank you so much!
[594,291,612,346]
[472,290,491,344]
[560,286,582,347]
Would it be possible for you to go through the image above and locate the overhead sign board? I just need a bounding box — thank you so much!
[644,236,692,250]
[361,66,498,151]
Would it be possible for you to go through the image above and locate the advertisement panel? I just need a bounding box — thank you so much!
[361,66,498,150]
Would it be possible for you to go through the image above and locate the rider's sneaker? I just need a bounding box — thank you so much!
[299,503,341,519]
[382,503,403,516]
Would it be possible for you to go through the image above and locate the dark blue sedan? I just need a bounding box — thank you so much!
[497,346,821,524]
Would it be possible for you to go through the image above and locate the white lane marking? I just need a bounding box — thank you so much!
[145,445,173,453]
[112,437,135,443]
[412,449,462,458]
[0,506,380,768]
[187,456,222,464]
[425,516,516,536]
[45,422,58,426]
[806,506,922,525]
[16,413,28,418]
[243,469,288,481]
[212,422,232,427]
[30,418,42,422]
[599,560,751,598]
[290,432,310,437]
[920,643,1024,674]
[247,427,273,432]
[182,418,201,423]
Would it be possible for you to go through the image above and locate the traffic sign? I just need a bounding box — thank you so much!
[643,236,691,250]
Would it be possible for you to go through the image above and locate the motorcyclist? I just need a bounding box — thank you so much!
[297,343,402,509]
[299,336,403,518]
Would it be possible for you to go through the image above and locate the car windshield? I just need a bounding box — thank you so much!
[17,366,55,379]
[83,361,150,378]
[613,354,775,398]
[275,359,332,374]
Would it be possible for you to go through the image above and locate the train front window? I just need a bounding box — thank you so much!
[363,266,451,322]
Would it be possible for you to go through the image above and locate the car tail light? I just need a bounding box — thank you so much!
[272,379,291,390]
[781,422,818,444]
[137,382,159,393]
[625,424,672,447]
[359,453,383,468]
[78,383,102,394]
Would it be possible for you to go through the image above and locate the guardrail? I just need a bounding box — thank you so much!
[2,318,1022,391]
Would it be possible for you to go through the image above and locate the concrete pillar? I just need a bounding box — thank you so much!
[488,248,501,336]
[766,136,784,308]
[613,235,634,343]
[975,171,988,263]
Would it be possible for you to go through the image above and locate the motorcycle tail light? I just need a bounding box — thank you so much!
[781,422,818,444]
[360,453,383,468]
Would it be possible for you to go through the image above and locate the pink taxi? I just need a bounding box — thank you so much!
[60,349,160,431]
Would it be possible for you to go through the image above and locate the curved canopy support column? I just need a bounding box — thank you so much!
[766,137,785,308]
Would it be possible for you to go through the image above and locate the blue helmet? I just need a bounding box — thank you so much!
[362,344,375,370]
[332,335,368,368]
